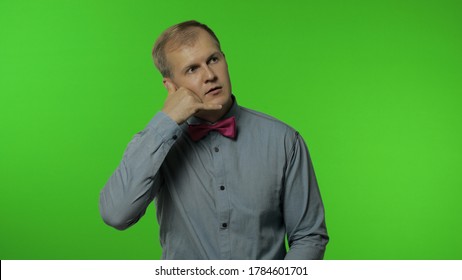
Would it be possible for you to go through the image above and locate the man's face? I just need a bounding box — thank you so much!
[164,28,232,109]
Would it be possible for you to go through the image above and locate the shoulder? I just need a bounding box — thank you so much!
[237,106,300,142]
[239,106,295,130]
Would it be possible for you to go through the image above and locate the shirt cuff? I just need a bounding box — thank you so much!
[146,111,183,143]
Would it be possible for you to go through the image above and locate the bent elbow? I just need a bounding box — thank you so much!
[98,189,146,231]
[101,213,131,231]
[99,201,131,231]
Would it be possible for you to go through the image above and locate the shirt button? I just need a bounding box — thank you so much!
[220,185,225,191]
[172,135,177,140]
[222,223,227,228]
[214,147,219,152]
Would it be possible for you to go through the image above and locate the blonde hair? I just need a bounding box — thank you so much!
[152,20,221,78]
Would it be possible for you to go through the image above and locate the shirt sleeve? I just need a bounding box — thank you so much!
[99,112,183,230]
[283,132,329,260]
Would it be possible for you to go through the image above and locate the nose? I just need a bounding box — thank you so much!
[204,65,217,83]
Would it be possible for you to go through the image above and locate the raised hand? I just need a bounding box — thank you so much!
[161,80,222,124]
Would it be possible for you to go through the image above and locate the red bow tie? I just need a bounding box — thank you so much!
[188,116,237,141]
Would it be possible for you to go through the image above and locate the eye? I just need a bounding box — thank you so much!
[186,66,198,74]
[209,56,219,64]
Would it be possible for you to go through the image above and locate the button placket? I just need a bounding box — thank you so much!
[211,136,231,258]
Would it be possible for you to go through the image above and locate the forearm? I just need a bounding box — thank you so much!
[99,112,183,230]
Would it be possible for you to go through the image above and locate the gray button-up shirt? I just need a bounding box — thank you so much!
[99,97,329,259]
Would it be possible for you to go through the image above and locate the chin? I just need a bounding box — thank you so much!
[208,91,231,105]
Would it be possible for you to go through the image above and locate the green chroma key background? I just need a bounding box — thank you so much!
[1,0,461,259]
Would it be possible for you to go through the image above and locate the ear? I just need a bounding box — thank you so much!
[163,77,177,94]
[163,77,171,89]
[162,78,169,90]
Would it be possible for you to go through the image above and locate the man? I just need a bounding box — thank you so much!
[99,20,329,259]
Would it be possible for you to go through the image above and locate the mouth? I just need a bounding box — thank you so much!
[205,86,222,95]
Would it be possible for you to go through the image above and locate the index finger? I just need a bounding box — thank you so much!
[196,103,223,111]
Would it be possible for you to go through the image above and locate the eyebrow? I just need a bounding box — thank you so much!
[182,52,222,73]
